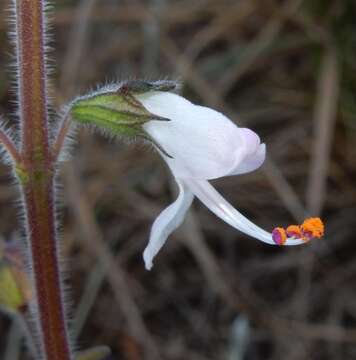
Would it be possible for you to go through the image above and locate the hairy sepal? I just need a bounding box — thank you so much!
[69,81,178,156]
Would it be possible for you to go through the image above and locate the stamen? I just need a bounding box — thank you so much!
[272,217,324,245]
[286,225,302,238]
[301,217,324,240]
[272,227,287,245]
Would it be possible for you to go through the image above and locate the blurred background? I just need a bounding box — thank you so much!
[1,0,356,359]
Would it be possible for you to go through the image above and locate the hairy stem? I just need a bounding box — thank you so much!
[22,177,72,360]
[15,1,72,359]
[16,0,49,162]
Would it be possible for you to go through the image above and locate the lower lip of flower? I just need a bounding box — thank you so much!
[272,217,324,245]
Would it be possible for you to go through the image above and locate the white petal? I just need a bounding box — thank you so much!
[230,143,266,175]
[186,178,304,246]
[136,92,254,180]
[229,128,266,175]
[143,178,194,270]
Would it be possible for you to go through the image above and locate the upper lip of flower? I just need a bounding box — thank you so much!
[133,91,317,270]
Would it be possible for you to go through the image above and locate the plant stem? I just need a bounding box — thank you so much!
[22,179,72,360]
[15,1,72,359]
[16,0,49,161]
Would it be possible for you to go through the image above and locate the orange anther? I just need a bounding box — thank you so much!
[286,225,302,238]
[272,227,287,245]
[301,217,324,240]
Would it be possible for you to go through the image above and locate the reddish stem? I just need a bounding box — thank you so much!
[15,1,72,359]
[16,0,50,163]
[22,177,72,360]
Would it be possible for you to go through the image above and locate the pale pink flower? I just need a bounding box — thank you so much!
[135,92,306,270]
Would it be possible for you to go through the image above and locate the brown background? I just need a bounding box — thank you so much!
[0,0,356,359]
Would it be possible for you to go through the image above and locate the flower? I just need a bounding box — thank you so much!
[70,82,324,271]
[133,91,322,270]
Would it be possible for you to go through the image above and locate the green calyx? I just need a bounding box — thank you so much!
[70,80,177,157]
[71,93,168,130]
